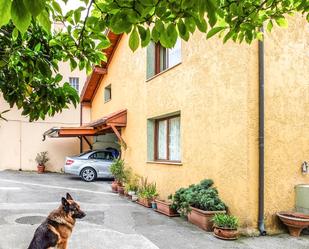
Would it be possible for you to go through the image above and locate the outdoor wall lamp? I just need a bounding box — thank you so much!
[301,161,308,174]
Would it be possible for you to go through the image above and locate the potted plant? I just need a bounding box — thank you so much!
[137,177,158,208]
[109,159,125,193]
[35,151,49,173]
[155,198,179,217]
[124,171,139,199]
[169,179,226,231]
[212,214,239,240]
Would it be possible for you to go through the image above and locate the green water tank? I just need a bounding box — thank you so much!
[295,184,309,214]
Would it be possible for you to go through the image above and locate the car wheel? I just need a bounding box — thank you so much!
[81,167,97,182]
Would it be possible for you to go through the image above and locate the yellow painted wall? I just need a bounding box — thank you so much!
[263,16,309,233]
[0,63,88,172]
[91,15,308,233]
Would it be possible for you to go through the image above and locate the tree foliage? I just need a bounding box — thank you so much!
[0,0,308,120]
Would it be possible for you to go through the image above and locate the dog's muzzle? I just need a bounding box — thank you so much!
[75,211,86,219]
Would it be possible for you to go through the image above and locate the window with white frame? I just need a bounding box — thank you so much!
[154,115,181,162]
[69,77,79,92]
[146,39,181,79]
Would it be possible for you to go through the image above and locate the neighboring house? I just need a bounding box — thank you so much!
[0,63,88,172]
[45,15,308,233]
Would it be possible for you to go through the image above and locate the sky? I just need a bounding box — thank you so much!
[58,0,88,16]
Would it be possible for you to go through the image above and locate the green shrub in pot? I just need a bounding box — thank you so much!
[169,179,226,216]
[212,214,238,229]
[110,158,125,184]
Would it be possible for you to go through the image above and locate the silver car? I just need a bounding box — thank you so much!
[64,150,116,182]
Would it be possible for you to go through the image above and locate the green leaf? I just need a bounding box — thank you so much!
[184,17,196,33]
[194,16,207,33]
[74,10,81,24]
[267,20,273,33]
[223,30,234,43]
[0,0,12,27]
[177,19,189,41]
[34,43,42,52]
[12,27,19,41]
[129,27,139,52]
[37,59,52,77]
[138,26,151,47]
[207,26,226,39]
[110,12,132,34]
[205,0,217,27]
[24,0,45,17]
[51,0,62,14]
[97,40,111,49]
[37,10,51,33]
[70,58,77,70]
[275,17,288,28]
[11,0,31,33]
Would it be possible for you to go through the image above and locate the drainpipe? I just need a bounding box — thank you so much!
[79,104,83,153]
[258,27,267,236]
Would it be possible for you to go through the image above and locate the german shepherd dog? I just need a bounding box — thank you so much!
[27,193,86,249]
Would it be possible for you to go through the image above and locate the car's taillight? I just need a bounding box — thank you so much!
[66,160,74,165]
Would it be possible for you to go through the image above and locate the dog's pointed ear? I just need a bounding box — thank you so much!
[66,193,73,200]
[62,197,68,206]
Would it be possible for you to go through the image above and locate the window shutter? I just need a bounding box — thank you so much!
[146,42,155,79]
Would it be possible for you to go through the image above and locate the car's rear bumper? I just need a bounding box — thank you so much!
[64,165,80,176]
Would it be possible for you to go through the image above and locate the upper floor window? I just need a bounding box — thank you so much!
[69,77,79,92]
[146,39,181,79]
[104,84,111,102]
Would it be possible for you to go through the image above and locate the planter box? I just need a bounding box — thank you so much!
[137,197,152,208]
[155,200,179,217]
[213,226,238,240]
[117,186,125,195]
[111,181,119,193]
[187,206,226,231]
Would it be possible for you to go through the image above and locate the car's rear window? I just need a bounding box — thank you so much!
[76,150,92,157]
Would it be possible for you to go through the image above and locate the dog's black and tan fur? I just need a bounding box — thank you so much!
[27,193,86,249]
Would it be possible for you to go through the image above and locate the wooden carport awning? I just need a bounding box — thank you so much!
[43,109,127,145]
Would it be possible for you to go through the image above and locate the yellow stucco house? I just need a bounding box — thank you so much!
[46,15,308,234]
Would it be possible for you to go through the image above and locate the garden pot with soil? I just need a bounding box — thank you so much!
[37,164,45,174]
[137,197,152,208]
[212,214,239,240]
[111,181,119,193]
[155,200,179,217]
[117,185,125,195]
[188,207,226,231]
[213,227,238,240]
[35,152,49,174]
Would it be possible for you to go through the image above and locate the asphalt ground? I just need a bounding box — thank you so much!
[0,170,308,249]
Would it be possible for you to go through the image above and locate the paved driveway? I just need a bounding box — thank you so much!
[0,170,308,249]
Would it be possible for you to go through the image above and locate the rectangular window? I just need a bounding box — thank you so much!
[104,84,111,102]
[147,39,181,79]
[69,77,79,92]
[155,115,181,162]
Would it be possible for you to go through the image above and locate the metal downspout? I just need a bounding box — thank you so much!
[79,104,83,153]
[258,27,267,236]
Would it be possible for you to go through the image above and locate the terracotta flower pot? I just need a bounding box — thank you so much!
[187,206,226,231]
[111,181,119,193]
[277,212,309,237]
[213,226,238,240]
[37,165,45,174]
[137,197,152,208]
[117,186,125,195]
[155,200,179,217]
